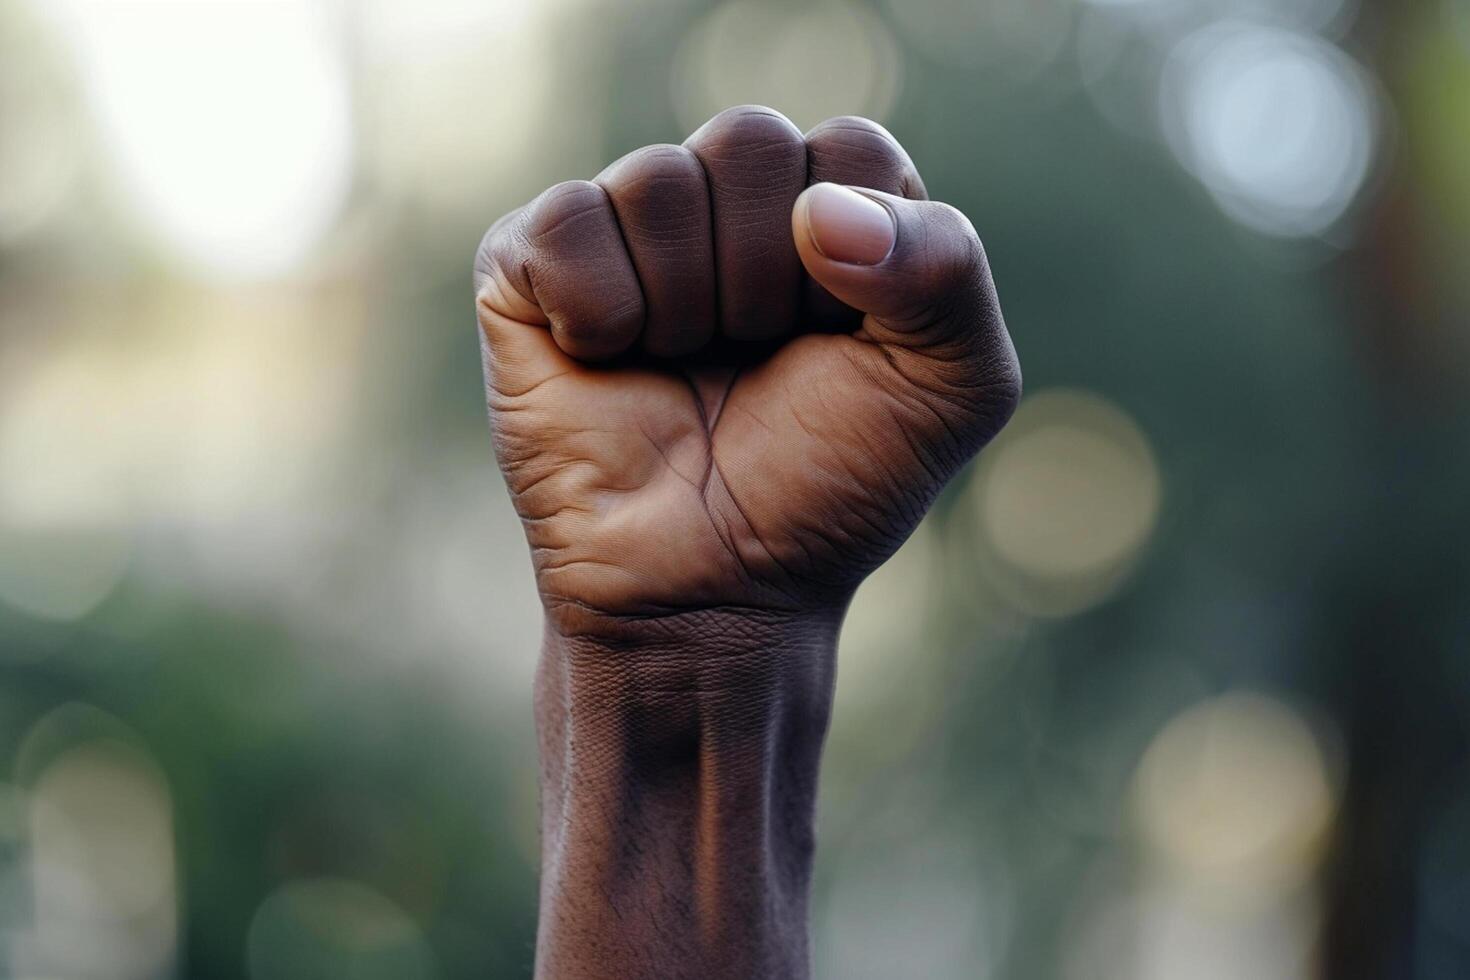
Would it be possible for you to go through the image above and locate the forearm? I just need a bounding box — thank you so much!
[479,105,1018,979]
[533,606,842,980]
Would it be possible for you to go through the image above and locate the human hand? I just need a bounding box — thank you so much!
[473,106,1019,979]
[476,106,1019,633]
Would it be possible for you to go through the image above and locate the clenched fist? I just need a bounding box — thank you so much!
[473,107,1019,979]
[477,105,1019,628]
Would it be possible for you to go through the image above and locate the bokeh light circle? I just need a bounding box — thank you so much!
[40,0,353,278]
[247,878,436,980]
[361,0,552,220]
[22,729,179,979]
[883,0,1072,79]
[1233,0,1358,33]
[968,388,1162,618]
[1160,21,1378,239]
[0,5,81,242]
[1133,691,1336,890]
[671,0,902,132]
[0,349,135,622]
[31,740,176,920]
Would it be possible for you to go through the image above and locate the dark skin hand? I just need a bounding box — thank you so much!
[474,106,1021,979]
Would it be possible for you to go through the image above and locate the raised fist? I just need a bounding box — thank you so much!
[476,106,1021,978]
[475,106,1020,632]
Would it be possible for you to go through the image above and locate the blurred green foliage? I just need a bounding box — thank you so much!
[1,0,1468,978]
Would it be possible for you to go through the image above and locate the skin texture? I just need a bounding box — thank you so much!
[474,106,1020,979]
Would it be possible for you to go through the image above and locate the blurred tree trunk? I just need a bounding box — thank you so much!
[1319,3,1470,977]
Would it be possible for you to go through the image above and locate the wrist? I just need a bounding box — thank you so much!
[538,604,842,815]
[533,604,843,979]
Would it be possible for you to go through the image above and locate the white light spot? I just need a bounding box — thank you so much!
[1161,21,1378,238]
[36,0,353,278]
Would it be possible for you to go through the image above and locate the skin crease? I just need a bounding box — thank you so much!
[474,106,1020,979]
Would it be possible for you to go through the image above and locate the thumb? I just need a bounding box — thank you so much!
[793,183,1018,366]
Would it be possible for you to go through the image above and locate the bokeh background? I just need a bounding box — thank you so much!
[1,0,1468,976]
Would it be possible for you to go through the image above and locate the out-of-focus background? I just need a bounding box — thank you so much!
[1,0,1468,976]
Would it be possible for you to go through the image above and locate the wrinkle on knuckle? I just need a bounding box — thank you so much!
[473,207,529,288]
[809,123,901,163]
[602,145,704,204]
[619,171,701,209]
[530,180,612,244]
[809,114,887,136]
[690,104,801,142]
[555,295,642,348]
[603,142,693,173]
[806,117,921,198]
[690,113,805,167]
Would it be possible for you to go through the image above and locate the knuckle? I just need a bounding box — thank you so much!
[604,292,645,330]
[556,316,602,344]
[685,105,805,163]
[598,144,705,214]
[474,207,525,278]
[806,115,901,158]
[809,114,887,135]
[806,116,923,198]
[600,143,701,185]
[473,205,540,317]
[557,293,643,353]
[528,179,612,244]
